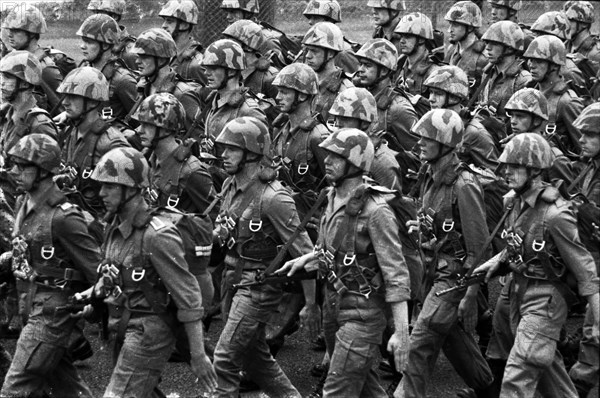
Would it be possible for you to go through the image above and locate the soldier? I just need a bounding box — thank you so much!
[353,38,420,154]
[479,21,531,123]
[524,35,585,157]
[423,65,499,171]
[301,22,354,125]
[58,67,130,216]
[279,127,411,397]
[159,0,207,85]
[1,5,62,112]
[76,14,138,122]
[0,134,100,397]
[394,12,441,97]
[201,39,267,148]
[474,133,600,398]
[87,147,217,397]
[221,0,259,25]
[488,0,520,24]
[223,20,280,100]
[130,28,204,135]
[211,117,317,396]
[569,103,600,398]
[444,1,488,90]
[368,0,404,55]
[564,1,600,68]
[399,109,494,398]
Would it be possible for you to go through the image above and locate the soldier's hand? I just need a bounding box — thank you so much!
[70,304,94,319]
[306,215,320,231]
[52,111,68,126]
[190,353,218,393]
[458,292,478,332]
[300,303,321,341]
[75,287,93,302]
[473,250,504,282]
[278,252,316,276]
[387,331,409,373]
[406,219,420,235]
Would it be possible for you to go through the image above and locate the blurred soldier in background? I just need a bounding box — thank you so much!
[221,0,260,25]
[368,0,404,55]
[564,1,600,72]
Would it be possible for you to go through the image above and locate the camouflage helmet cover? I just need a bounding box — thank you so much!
[488,0,522,11]
[216,117,271,156]
[56,66,110,101]
[2,5,47,34]
[504,88,549,120]
[220,0,259,13]
[573,102,600,135]
[498,132,554,169]
[159,0,200,25]
[445,1,483,28]
[531,11,572,40]
[272,63,319,95]
[423,65,469,100]
[302,22,345,52]
[303,0,342,23]
[329,87,378,123]
[131,28,177,58]
[565,1,595,24]
[523,35,566,66]
[91,147,150,188]
[411,109,464,148]
[76,14,120,44]
[366,0,403,11]
[0,50,42,86]
[318,128,375,172]
[355,38,398,71]
[394,12,434,40]
[481,20,525,51]
[87,0,127,16]
[132,93,186,132]
[201,39,246,70]
[8,134,61,174]
[222,20,265,52]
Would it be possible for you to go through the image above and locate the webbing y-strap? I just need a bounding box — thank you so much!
[202,178,233,217]
[567,161,594,193]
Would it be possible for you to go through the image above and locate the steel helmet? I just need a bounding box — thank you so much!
[498,133,553,169]
[201,39,246,70]
[0,50,42,86]
[132,93,186,133]
[57,66,110,102]
[76,14,120,45]
[87,0,127,17]
[394,12,434,41]
[524,35,566,66]
[488,0,521,11]
[445,1,483,28]
[8,134,61,174]
[159,0,199,25]
[319,128,374,172]
[366,0,403,11]
[215,117,271,156]
[573,103,600,135]
[302,22,345,52]
[355,38,398,71]
[565,1,595,24]
[412,109,464,148]
[131,28,177,58]
[423,65,469,100]
[531,11,572,41]
[303,0,342,23]
[2,5,47,34]
[481,21,525,51]
[220,0,259,14]
[272,63,319,95]
[223,20,265,52]
[504,88,549,121]
[329,88,378,124]
[91,147,150,188]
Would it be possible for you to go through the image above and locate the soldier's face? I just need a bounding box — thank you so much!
[503,164,528,190]
[448,22,468,44]
[323,151,347,183]
[161,17,179,36]
[6,29,29,50]
[304,46,328,71]
[137,122,159,148]
[490,6,509,23]
[356,60,379,87]
[508,111,533,134]
[579,132,600,158]
[336,116,361,129]
[398,34,418,55]
[204,66,228,90]
[0,73,18,102]
[417,136,442,162]
[221,145,245,174]
[136,55,157,77]
[62,94,86,119]
[80,38,101,62]
[484,41,505,64]
[371,8,391,27]
[527,59,550,82]
[428,88,448,109]
[225,10,245,25]
[99,183,124,214]
[275,86,297,113]
[9,162,37,193]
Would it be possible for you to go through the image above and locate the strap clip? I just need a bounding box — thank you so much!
[40,246,54,260]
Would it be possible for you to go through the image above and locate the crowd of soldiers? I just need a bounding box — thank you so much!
[0,0,598,397]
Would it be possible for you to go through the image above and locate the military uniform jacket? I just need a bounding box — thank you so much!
[458,112,499,171]
[98,58,138,121]
[313,66,354,122]
[172,38,207,86]
[243,63,279,100]
[371,140,402,192]
[444,38,487,79]
[397,50,440,96]
[479,59,532,119]
[371,84,419,152]
[33,46,63,112]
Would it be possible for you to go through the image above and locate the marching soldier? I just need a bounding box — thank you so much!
[474,133,600,398]
[0,134,99,397]
[87,147,217,397]
[368,0,404,55]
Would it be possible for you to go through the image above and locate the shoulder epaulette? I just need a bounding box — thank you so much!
[59,202,74,211]
[149,216,167,231]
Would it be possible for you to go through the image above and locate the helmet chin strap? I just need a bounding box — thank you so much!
[330,163,363,186]
[71,99,101,127]
[314,50,334,73]
[514,169,541,196]
[113,186,139,215]
[90,41,110,65]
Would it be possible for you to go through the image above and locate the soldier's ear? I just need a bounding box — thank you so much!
[297,93,309,103]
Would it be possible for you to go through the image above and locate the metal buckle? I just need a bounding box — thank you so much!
[343,253,356,266]
[81,168,93,179]
[63,268,74,280]
[225,217,236,231]
[327,270,338,284]
[545,123,556,135]
[532,240,546,252]
[227,237,236,250]
[112,285,123,298]
[101,107,113,120]
[297,163,309,175]
[167,194,179,208]
[442,220,455,232]
[501,229,508,239]
[131,268,145,282]
[40,246,54,260]
[249,220,262,232]
[54,279,68,289]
